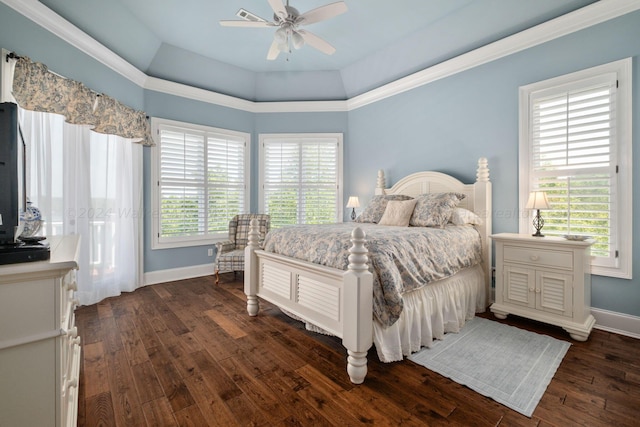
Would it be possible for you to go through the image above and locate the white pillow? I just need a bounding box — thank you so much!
[449,207,483,225]
[378,199,418,226]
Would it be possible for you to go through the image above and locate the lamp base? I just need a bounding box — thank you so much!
[350,208,356,221]
[532,209,545,237]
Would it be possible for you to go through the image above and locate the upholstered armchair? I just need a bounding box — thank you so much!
[214,213,271,284]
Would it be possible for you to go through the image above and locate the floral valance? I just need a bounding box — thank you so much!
[11,55,154,146]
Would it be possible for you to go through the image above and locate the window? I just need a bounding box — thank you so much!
[152,118,250,249]
[519,58,632,279]
[259,133,343,228]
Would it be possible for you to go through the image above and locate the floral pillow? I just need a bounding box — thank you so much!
[355,194,414,223]
[449,207,483,225]
[409,192,466,228]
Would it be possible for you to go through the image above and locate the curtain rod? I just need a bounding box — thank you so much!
[6,51,22,62]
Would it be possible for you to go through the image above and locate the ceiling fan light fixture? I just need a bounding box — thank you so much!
[274,26,287,43]
[291,31,304,49]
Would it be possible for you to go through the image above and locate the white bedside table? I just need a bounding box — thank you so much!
[490,233,595,341]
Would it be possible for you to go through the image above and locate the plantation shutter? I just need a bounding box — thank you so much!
[159,127,205,238]
[207,134,246,233]
[262,136,339,228]
[158,125,246,240]
[529,73,617,266]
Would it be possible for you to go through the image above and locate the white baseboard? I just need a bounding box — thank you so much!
[592,308,640,339]
[144,263,214,286]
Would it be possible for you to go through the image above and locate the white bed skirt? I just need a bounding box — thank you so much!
[374,264,486,362]
[281,264,486,363]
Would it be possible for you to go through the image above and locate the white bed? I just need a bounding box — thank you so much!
[244,158,492,384]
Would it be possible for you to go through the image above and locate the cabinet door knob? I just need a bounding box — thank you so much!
[535,288,541,293]
[529,287,535,292]
[530,255,539,261]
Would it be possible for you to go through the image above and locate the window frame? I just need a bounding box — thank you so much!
[259,133,344,228]
[151,117,250,250]
[518,58,632,279]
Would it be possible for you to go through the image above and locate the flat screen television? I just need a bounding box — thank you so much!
[0,102,49,263]
[0,102,21,245]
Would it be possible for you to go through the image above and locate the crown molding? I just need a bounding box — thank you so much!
[145,77,348,113]
[3,0,639,113]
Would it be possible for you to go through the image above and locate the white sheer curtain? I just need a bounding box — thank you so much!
[19,108,143,306]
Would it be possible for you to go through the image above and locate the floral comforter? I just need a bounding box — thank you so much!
[262,223,482,327]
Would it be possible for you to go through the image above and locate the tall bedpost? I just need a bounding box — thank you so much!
[244,219,260,316]
[342,227,373,384]
[374,169,386,195]
[474,157,492,307]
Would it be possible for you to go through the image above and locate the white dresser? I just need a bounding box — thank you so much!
[0,235,81,427]
[490,233,595,341]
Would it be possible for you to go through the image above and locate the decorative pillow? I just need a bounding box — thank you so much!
[355,194,414,223]
[378,199,418,226]
[409,192,466,228]
[449,207,483,225]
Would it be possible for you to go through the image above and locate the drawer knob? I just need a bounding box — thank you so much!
[68,378,78,389]
[67,326,78,338]
[67,280,78,291]
[530,255,539,261]
[71,336,81,346]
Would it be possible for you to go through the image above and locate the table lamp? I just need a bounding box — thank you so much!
[346,196,360,221]
[526,191,551,237]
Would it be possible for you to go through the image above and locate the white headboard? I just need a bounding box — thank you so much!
[374,158,492,306]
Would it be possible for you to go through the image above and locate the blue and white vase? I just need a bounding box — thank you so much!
[20,200,43,238]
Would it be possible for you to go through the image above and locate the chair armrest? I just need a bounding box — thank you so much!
[215,240,235,254]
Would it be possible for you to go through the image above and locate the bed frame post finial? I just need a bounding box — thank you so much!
[348,227,369,272]
[343,227,373,384]
[476,157,490,182]
[244,219,260,316]
[375,170,386,195]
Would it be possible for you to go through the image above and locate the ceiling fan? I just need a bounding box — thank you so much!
[220,0,348,60]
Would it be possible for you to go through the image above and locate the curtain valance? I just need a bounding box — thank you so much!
[11,55,154,146]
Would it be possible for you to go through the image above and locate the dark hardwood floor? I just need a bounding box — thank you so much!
[75,274,640,426]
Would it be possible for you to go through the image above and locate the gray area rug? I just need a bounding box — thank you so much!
[408,317,570,417]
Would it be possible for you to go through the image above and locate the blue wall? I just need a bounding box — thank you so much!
[1,2,638,316]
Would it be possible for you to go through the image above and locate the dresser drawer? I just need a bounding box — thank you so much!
[504,245,573,270]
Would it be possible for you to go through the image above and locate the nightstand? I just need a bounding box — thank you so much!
[490,233,595,341]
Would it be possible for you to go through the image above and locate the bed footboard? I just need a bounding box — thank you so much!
[244,220,373,384]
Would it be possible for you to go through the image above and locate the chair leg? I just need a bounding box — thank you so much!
[215,269,220,285]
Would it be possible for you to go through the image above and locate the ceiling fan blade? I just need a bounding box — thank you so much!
[267,0,288,19]
[297,29,336,55]
[298,2,348,26]
[267,39,281,60]
[220,20,273,28]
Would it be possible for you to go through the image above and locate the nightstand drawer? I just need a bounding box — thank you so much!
[504,245,573,270]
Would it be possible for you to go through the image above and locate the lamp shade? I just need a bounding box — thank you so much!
[346,196,360,208]
[525,191,550,210]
